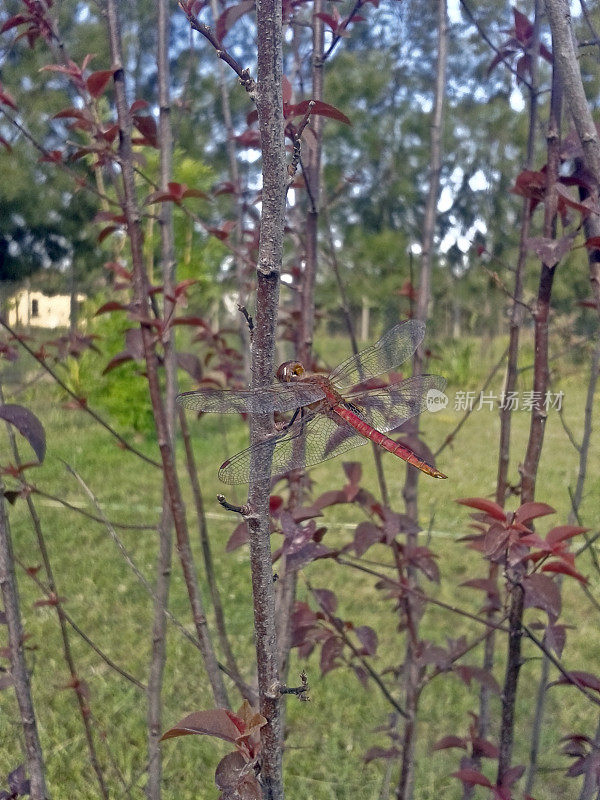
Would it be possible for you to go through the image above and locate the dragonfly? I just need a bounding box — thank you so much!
[177,319,447,484]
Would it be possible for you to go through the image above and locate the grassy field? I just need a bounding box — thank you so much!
[0,330,599,798]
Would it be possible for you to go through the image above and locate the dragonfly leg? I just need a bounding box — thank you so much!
[346,400,363,416]
[274,405,304,433]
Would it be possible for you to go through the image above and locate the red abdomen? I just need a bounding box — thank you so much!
[333,404,446,479]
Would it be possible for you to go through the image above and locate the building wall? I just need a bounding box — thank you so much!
[8,290,85,329]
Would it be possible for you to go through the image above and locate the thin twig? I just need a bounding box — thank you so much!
[0,318,160,469]
[305,577,407,718]
[14,556,146,691]
[322,0,366,61]
[30,487,157,530]
[180,4,257,94]
[458,0,534,91]
[435,346,509,457]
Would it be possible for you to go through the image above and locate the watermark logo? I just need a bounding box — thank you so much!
[453,390,564,412]
[426,388,449,413]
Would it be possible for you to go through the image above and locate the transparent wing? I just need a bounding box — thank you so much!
[177,384,325,414]
[347,374,447,433]
[328,319,426,391]
[218,412,368,485]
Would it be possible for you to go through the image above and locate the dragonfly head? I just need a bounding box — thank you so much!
[276,360,306,383]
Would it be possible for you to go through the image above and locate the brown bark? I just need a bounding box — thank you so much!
[397,4,447,799]
[146,3,176,796]
[246,0,287,794]
[105,0,228,708]
[403,0,447,522]
[0,482,47,799]
[179,407,253,701]
[275,0,325,718]
[498,57,562,785]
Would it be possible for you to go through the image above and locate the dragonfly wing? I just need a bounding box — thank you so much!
[328,320,426,391]
[177,384,325,414]
[218,412,368,484]
[346,374,447,433]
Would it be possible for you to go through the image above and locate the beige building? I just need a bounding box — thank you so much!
[8,289,85,329]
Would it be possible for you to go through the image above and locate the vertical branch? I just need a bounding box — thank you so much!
[397,4,447,799]
[298,0,324,365]
[403,0,448,521]
[569,340,600,521]
[147,3,176,796]
[275,0,324,702]
[179,407,252,701]
[0,483,47,800]
[470,10,543,792]
[497,60,562,785]
[520,70,562,504]
[496,584,525,780]
[246,0,287,794]
[496,2,540,506]
[208,0,251,380]
[545,0,600,314]
[105,0,228,709]
[322,205,390,505]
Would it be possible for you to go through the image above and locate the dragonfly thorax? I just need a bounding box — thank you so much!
[276,360,306,383]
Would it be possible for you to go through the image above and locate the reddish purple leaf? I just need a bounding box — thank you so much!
[546,525,589,546]
[216,0,255,41]
[523,573,561,619]
[0,405,45,462]
[226,522,248,551]
[482,523,509,557]
[160,708,241,743]
[342,461,362,485]
[364,746,402,763]
[320,635,343,675]
[86,69,114,98]
[461,578,499,596]
[130,99,149,113]
[1,15,31,34]
[500,763,525,788]
[433,735,467,751]
[514,501,555,524]
[0,83,18,111]
[556,183,598,216]
[132,115,158,147]
[473,737,499,759]
[313,588,337,614]
[513,7,532,41]
[541,561,587,584]
[353,521,382,556]
[215,751,261,800]
[555,671,600,692]
[452,769,493,788]
[289,99,351,125]
[102,353,134,374]
[176,352,203,382]
[545,623,567,658]
[94,301,129,316]
[355,625,377,655]
[352,664,369,688]
[455,665,500,694]
[524,235,573,267]
[282,75,293,105]
[456,497,507,521]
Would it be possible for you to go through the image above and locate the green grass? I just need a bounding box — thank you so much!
[0,334,599,799]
